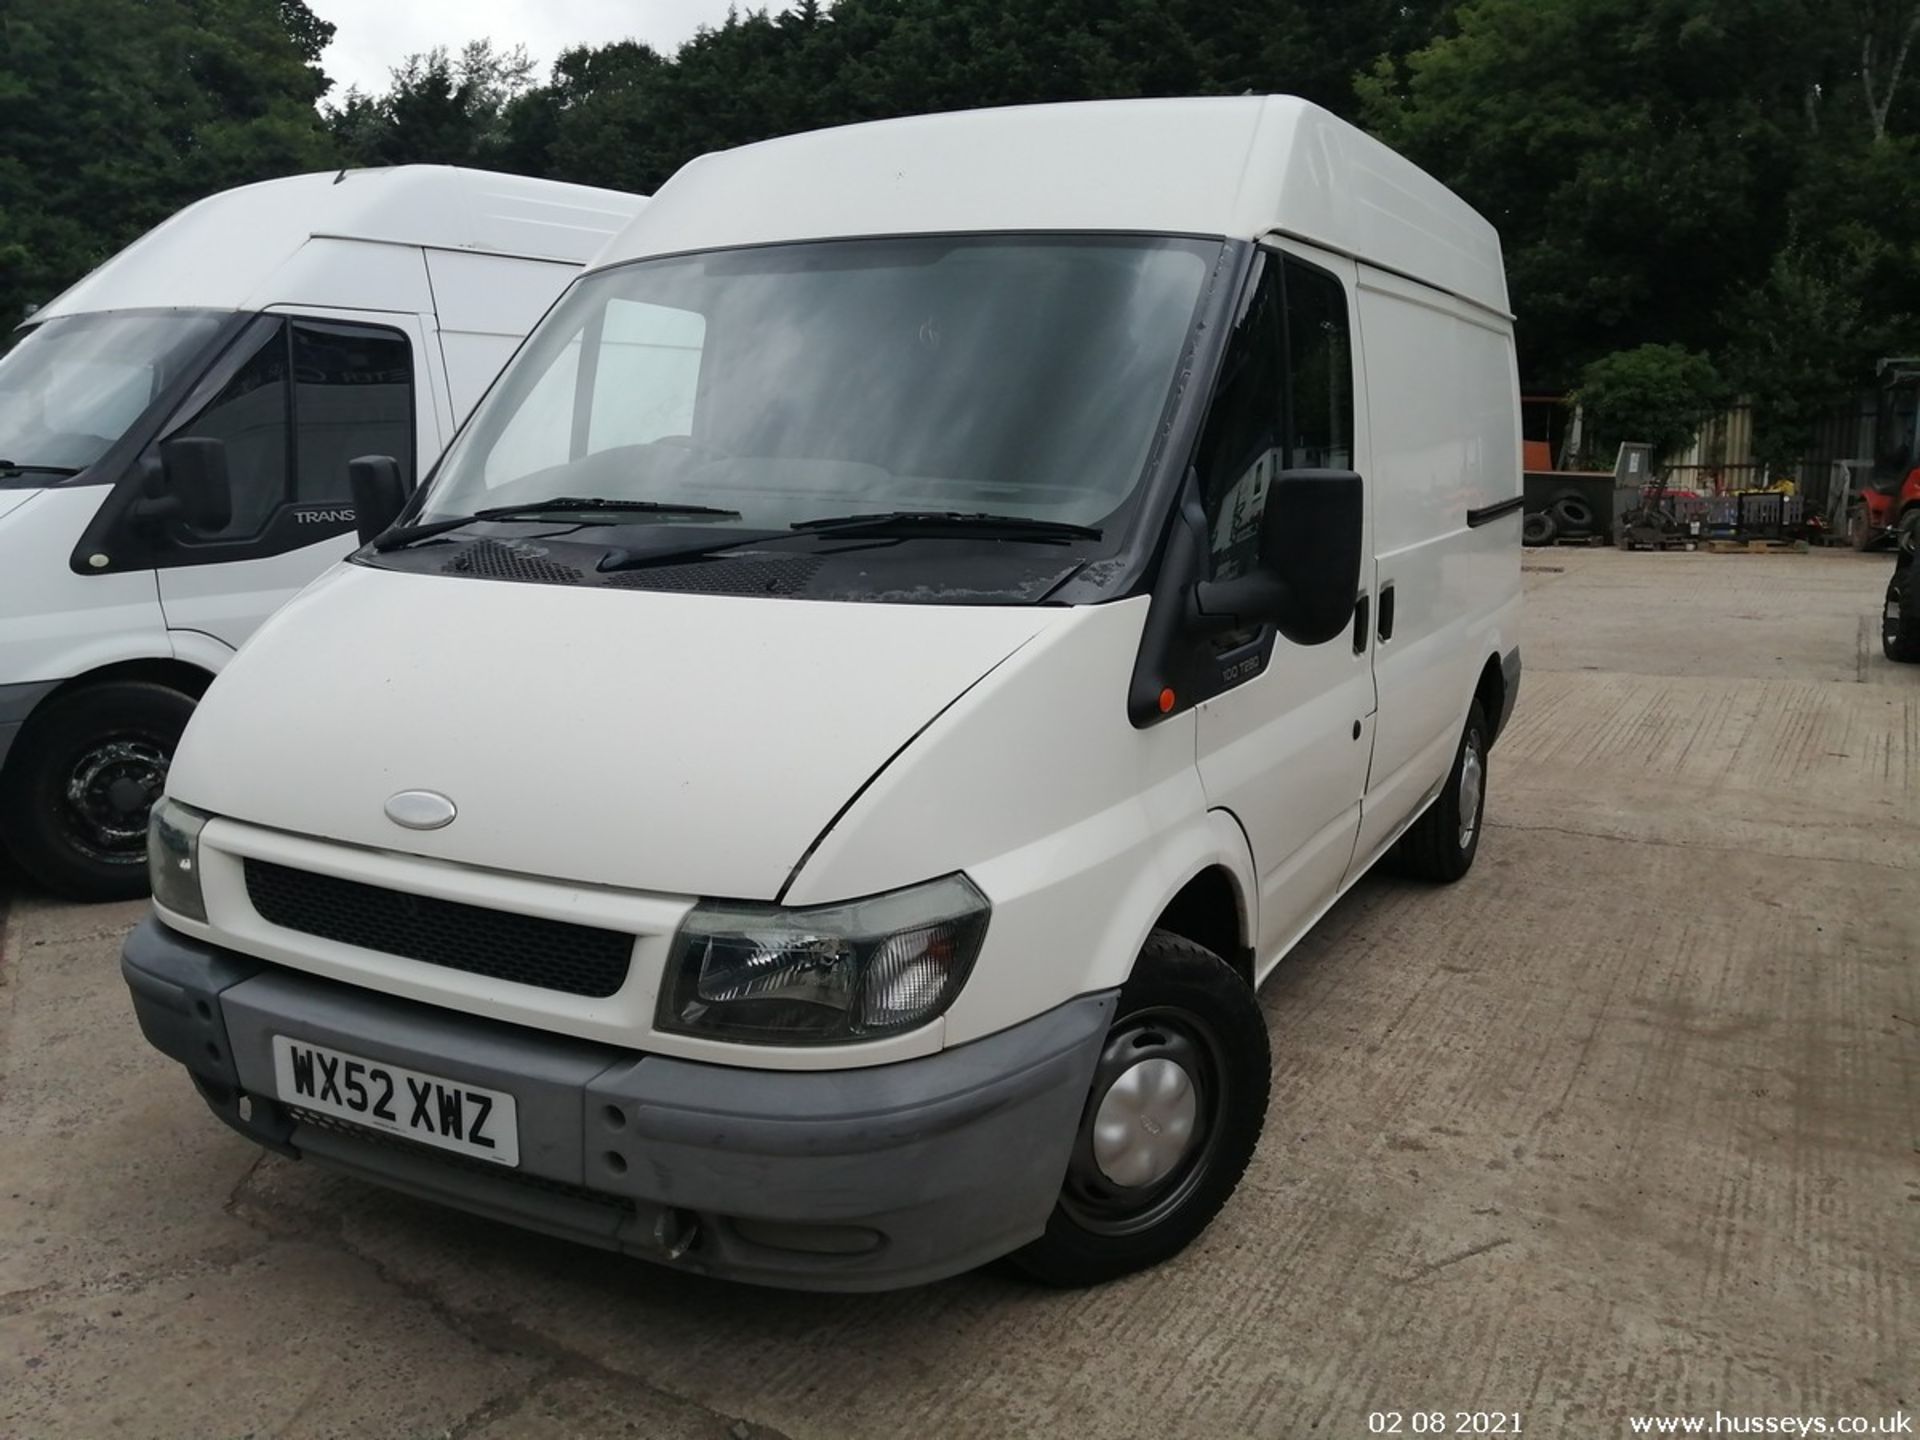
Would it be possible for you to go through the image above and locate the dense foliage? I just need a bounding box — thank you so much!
[5,0,1920,453]
[0,0,336,323]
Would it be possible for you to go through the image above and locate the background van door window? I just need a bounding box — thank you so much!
[175,323,290,539]
[159,318,413,546]
[291,321,414,508]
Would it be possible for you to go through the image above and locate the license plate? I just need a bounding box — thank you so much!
[272,1036,519,1166]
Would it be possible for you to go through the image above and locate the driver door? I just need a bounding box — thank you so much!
[1192,244,1376,965]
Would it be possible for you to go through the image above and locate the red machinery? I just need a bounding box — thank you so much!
[1858,358,1920,551]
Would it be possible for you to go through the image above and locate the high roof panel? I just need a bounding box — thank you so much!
[600,97,1508,317]
[34,167,646,321]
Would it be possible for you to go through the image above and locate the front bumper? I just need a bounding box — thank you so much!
[122,916,1116,1291]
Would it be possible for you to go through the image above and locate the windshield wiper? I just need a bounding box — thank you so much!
[0,461,81,476]
[373,497,745,552]
[594,509,1104,574]
[789,511,1103,543]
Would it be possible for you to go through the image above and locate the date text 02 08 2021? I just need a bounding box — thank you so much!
[1370,1414,1523,1435]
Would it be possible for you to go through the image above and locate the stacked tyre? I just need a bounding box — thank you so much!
[1523,491,1599,547]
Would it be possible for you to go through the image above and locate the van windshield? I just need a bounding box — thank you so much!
[0,310,226,483]
[422,235,1219,538]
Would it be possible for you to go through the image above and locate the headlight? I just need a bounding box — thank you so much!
[657,874,990,1045]
[148,797,210,921]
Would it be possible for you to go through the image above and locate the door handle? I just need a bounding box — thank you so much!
[1352,594,1370,655]
[1378,583,1396,642]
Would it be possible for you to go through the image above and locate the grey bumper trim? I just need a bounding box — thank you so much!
[121,916,1117,1291]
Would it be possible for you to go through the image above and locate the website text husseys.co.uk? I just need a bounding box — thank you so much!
[1628,1413,1912,1436]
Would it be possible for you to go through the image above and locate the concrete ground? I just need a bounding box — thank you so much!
[1,549,1914,1440]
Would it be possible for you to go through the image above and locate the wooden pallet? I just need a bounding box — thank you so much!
[1702,538,1809,554]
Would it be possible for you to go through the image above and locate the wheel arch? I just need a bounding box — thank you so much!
[1149,866,1254,989]
[42,657,216,706]
[1473,652,1507,747]
[2,658,215,786]
[1093,810,1259,995]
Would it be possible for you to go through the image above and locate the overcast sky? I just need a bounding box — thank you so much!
[309,0,744,98]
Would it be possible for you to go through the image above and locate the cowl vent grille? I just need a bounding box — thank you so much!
[606,556,822,597]
[442,540,583,585]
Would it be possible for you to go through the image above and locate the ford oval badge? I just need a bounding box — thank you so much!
[385,790,456,831]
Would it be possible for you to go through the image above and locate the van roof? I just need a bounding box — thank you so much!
[35,167,647,321]
[600,97,1508,317]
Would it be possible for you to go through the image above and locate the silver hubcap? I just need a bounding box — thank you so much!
[1092,1057,1199,1188]
[1458,736,1484,850]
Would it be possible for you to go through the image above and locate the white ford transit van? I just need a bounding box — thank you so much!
[123,99,1523,1292]
[0,167,645,899]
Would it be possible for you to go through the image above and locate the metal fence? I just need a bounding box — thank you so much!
[1661,396,1876,514]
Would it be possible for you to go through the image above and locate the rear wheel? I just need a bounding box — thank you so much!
[1388,700,1489,883]
[1008,931,1269,1287]
[0,681,195,901]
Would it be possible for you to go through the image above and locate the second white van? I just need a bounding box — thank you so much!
[0,167,644,898]
[124,99,1523,1291]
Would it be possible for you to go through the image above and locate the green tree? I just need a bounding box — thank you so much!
[1576,344,1726,465]
[0,0,337,322]
[327,40,537,169]
[1359,0,1834,389]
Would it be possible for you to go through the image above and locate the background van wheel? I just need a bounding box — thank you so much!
[1887,570,1920,663]
[1387,700,1489,884]
[0,681,196,901]
[1008,930,1270,1287]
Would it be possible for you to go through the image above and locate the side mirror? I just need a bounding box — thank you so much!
[1192,469,1364,646]
[348,455,406,545]
[149,437,234,534]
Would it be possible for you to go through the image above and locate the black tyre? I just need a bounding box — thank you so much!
[1898,509,1920,556]
[1521,511,1557,546]
[1388,700,1489,883]
[1008,930,1270,1287]
[0,681,195,901]
[1550,494,1595,532]
[1886,567,1920,664]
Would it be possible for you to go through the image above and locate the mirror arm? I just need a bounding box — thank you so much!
[1191,573,1292,633]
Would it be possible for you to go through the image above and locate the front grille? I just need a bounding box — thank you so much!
[244,860,634,998]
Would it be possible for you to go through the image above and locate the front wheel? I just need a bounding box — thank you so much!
[1008,931,1270,1287]
[0,680,196,901]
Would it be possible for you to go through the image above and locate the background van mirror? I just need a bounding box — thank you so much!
[152,436,234,534]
